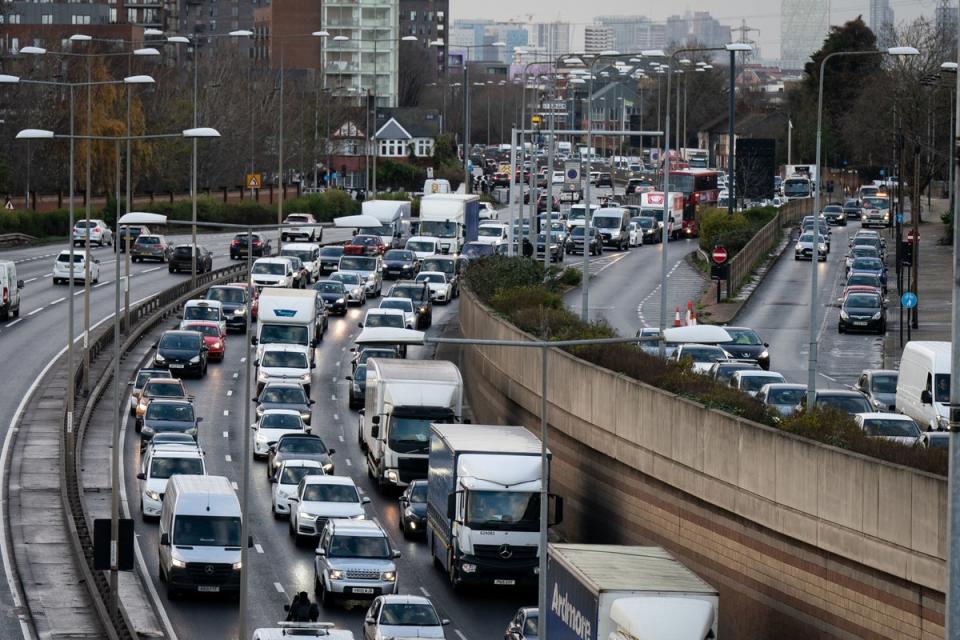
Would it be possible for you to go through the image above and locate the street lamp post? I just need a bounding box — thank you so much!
[459,42,505,194]
[806,46,919,409]
[947,34,960,638]
[369,35,418,197]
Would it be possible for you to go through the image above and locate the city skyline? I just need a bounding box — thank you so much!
[449,0,932,59]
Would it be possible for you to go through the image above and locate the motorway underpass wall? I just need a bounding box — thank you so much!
[458,289,946,640]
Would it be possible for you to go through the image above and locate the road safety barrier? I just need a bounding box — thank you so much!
[724,198,808,295]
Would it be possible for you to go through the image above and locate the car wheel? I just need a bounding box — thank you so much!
[838,324,845,334]
[319,578,333,608]
[169,266,175,273]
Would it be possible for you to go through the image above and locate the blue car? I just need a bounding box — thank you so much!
[849,256,887,292]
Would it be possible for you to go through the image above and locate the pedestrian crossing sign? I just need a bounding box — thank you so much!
[246,173,262,189]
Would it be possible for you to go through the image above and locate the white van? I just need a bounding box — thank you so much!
[896,341,951,431]
[422,179,451,195]
[591,207,631,251]
[179,299,226,335]
[0,261,23,320]
[158,475,244,599]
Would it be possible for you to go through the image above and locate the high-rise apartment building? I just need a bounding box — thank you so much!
[664,11,731,48]
[869,0,895,44]
[780,0,830,70]
[595,15,665,51]
[531,21,571,55]
[399,0,447,76]
[325,0,401,107]
[584,26,614,53]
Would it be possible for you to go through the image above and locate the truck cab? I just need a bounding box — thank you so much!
[254,288,323,365]
[419,194,481,255]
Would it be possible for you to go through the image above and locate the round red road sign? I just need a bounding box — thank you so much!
[712,246,728,264]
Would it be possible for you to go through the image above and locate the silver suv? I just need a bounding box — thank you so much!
[313,519,400,607]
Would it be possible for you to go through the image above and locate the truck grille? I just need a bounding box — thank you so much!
[185,562,234,584]
[473,544,538,560]
[397,457,428,483]
[345,568,380,580]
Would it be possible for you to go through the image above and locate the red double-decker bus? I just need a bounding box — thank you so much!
[668,168,720,237]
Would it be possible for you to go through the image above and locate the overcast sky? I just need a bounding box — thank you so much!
[449,0,937,59]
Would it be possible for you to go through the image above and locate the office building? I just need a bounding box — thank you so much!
[595,15,665,52]
[399,0,448,75]
[780,0,830,70]
[531,21,571,55]
[584,26,614,53]
[664,11,731,48]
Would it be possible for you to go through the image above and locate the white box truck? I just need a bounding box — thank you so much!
[360,359,463,489]
[426,424,562,590]
[546,544,719,640]
[419,193,481,255]
[639,191,684,241]
[361,199,411,249]
[253,288,322,364]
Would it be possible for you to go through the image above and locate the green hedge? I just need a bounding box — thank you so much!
[0,208,74,238]
[465,255,947,476]
[699,206,778,255]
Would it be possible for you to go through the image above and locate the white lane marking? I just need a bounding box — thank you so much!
[331,377,337,383]
[233,372,239,378]
[338,435,344,442]
[331,395,336,401]
[50,297,65,305]
[73,290,84,296]
[345,458,352,467]
[27,308,43,316]
[419,586,431,598]
[24,277,37,283]
[333,414,339,421]
[231,481,239,490]
[223,431,229,438]
[226,390,233,396]
[341,347,346,352]
[225,454,232,462]
[240,357,246,363]
[454,631,468,640]
[273,582,285,593]
[93,281,109,288]
[5,319,22,328]
[143,266,162,273]
[254,544,264,554]
[223,410,230,416]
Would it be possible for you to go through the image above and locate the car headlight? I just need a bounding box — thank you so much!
[189,355,200,363]
[145,489,161,501]
[871,312,881,320]
[840,311,849,320]
[300,372,311,383]
[300,512,317,521]
[232,561,242,570]
[255,432,267,445]
[366,274,376,281]
[322,462,334,474]
[257,371,268,383]
[300,411,311,421]
[328,569,345,580]
[155,353,166,363]
[795,244,802,251]
[381,571,397,582]
[171,557,186,569]
[256,405,264,417]
[336,298,345,305]
[212,341,221,349]
[759,350,769,360]
[234,307,246,316]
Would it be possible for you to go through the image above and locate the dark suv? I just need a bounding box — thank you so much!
[168,245,213,274]
[154,330,209,377]
[387,280,432,329]
[230,233,272,259]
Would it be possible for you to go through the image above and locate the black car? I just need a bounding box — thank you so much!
[596,172,614,187]
[708,361,762,384]
[718,327,770,370]
[382,249,419,280]
[838,291,886,334]
[842,199,861,220]
[419,255,464,298]
[387,280,432,329]
[318,246,344,275]
[567,226,603,255]
[168,245,213,274]
[398,479,428,538]
[267,433,335,478]
[634,216,661,243]
[350,346,398,374]
[314,280,348,316]
[115,225,149,252]
[535,232,563,262]
[205,284,249,332]
[153,330,208,377]
[346,364,367,409]
[139,399,202,444]
[255,381,315,425]
[807,390,873,415]
[821,204,847,226]
[230,232,271,259]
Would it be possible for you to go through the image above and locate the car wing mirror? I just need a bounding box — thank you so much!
[136,472,145,480]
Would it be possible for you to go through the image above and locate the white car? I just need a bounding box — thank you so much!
[72,219,113,246]
[362,594,449,640]
[52,250,100,284]
[253,409,310,459]
[137,442,205,518]
[405,236,440,259]
[378,297,416,329]
[281,243,322,283]
[794,232,828,261]
[729,370,787,397]
[282,212,321,242]
[415,271,453,304]
[288,475,370,543]
[251,256,297,289]
[360,308,407,330]
[256,344,313,395]
[476,223,509,246]
[672,343,731,374]
[179,299,226,335]
[271,459,324,517]
[854,412,925,447]
[331,272,366,305]
[253,623,355,640]
[627,221,644,247]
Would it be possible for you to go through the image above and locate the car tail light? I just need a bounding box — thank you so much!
[253,240,262,246]
[231,240,239,247]
[94,227,101,233]
[2,287,7,303]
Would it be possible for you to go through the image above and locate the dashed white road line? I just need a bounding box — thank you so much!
[226,390,233,396]
[27,308,42,316]
[5,319,22,328]
[233,372,239,378]
[93,281,109,288]
[223,431,229,438]
[50,297,65,305]
[333,414,339,421]
[254,543,264,554]
[419,586,431,597]
[454,631,468,640]
[24,277,37,283]
[240,357,246,363]
[143,266,162,273]
[223,410,230,416]
[225,454,232,462]
[273,582,285,593]
[345,458,352,467]
[231,481,239,490]
[338,435,344,442]
[331,395,336,401]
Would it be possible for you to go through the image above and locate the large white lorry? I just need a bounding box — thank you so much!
[360,199,410,249]
[426,424,563,590]
[418,193,481,255]
[638,191,684,241]
[360,359,463,489]
[253,288,322,364]
[546,544,720,640]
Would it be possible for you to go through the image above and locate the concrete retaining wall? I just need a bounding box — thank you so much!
[459,289,946,639]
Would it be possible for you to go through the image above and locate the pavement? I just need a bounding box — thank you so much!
[884,198,954,366]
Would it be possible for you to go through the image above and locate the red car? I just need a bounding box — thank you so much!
[344,234,385,256]
[222,282,258,321]
[182,321,226,361]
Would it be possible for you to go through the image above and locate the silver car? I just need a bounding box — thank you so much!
[314,519,400,607]
[756,383,806,418]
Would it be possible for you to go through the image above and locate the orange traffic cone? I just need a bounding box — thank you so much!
[673,307,681,327]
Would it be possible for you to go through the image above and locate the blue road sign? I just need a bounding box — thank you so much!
[880,169,885,177]
[901,292,917,309]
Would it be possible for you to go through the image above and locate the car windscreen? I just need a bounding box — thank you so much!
[339,256,377,271]
[364,313,404,328]
[817,395,871,414]
[389,285,424,300]
[862,418,921,438]
[252,262,287,275]
[636,217,655,229]
[135,370,160,388]
[353,366,367,382]
[184,307,220,321]
[870,374,897,393]
[281,250,314,263]
[387,417,434,454]
[715,364,758,383]
[145,382,185,398]
[278,437,326,454]
[384,250,414,261]
[150,457,203,479]
[327,534,391,558]
[332,273,361,285]
[380,300,412,312]
[351,236,379,246]
[420,259,454,274]
[767,387,805,405]
[680,346,724,361]
[466,490,539,532]
[174,515,241,547]
[852,258,883,271]
[57,253,84,263]
[593,216,621,228]
[477,227,503,237]
[417,273,444,284]
[419,220,458,238]
[740,374,783,392]
[320,247,343,257]
[173,246,195,257]
[844,294,880,309]
[286,215,310,224]
[358,349,396,364]
[261,351,308,368]
[847,275,880,287]
[159,334,201,350]
[723,328,762,345]
[358,225,394,236]
[259,325,309,345]
[206,287,244,303]
[315,282,345,294]
[135,236,160,245]
[145,403,194,421]
[279,465,317,485]
[935,374,951,402]
[380,603,440,626]
[406,241,436,253]
[409,482,427,502]
[261,386,308,404]
[302,483,358,503]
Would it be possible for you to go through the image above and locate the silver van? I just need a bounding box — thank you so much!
[0,260,23,321]
[158,475,244,599]
[591,207,631,251]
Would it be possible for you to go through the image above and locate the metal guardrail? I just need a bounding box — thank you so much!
[0,233,37,248]
[724,198,809,295]
[62,263,248,638]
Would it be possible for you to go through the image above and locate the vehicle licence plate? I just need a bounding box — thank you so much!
[854,321,868,326]
[197,585,220,593]
[494,579,516,586]
[351,587,374,594]
[169,364,184,369]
